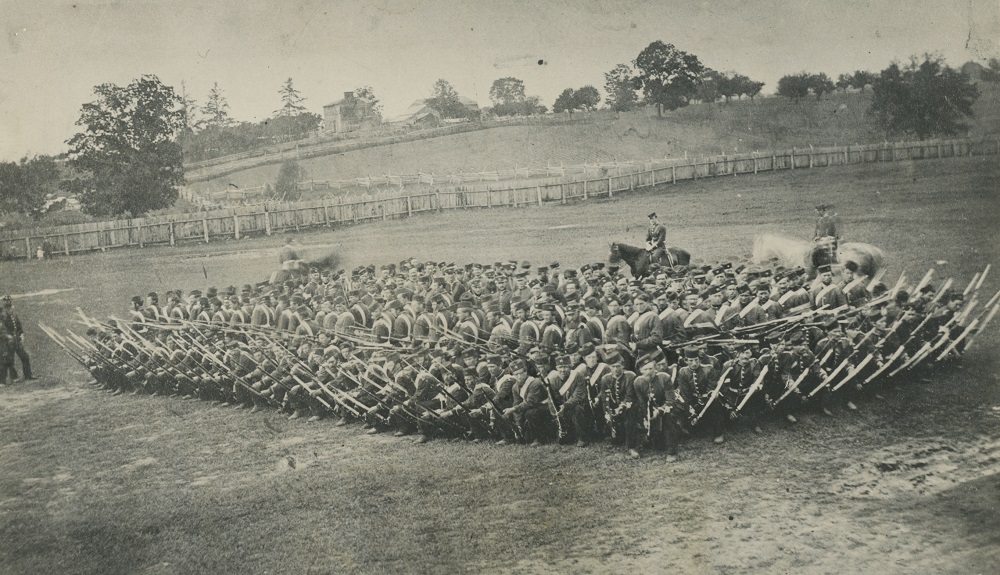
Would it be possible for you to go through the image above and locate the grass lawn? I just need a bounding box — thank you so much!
[1,155,998,574]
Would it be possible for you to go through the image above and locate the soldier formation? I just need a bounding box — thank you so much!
[43,255,998,460]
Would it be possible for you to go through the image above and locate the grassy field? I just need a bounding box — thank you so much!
[186,84,1000,198]
[1,155,999,574]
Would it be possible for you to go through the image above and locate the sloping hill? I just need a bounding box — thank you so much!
[186,85,1000,197]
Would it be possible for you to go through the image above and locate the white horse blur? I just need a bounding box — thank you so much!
[752,232,886,278]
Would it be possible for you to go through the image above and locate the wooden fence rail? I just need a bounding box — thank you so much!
[3,138,996,260]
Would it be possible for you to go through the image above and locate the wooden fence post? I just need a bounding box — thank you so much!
[753,155,758,174]
[671,166,676,184]
[25,237,31,257]
[435,191,442,212]
[790,148,795,170]
[406,194,413,217]
[583,180,588,200]
[169,221,175,246]
[233,214,240,240]
[138,222,145,248]
[693,161,698,180]
[608,177,613,197]
[64,235,70,256]
[486,189,492,209]
[202,216,210,243]
[323,203,330,227]
[537,186,543,206]
[264,208,273,236]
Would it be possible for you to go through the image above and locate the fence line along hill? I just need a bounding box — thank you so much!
[183,85,1000,201]
[3,138,996,260]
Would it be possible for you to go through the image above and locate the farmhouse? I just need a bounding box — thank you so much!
[385,96,480,127]
[321,92,379,134]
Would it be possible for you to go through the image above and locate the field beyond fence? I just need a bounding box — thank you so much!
[3,138,996,260]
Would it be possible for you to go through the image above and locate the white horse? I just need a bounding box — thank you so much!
[752,232,886,278]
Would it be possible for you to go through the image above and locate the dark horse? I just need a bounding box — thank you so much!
[609,242,691,278]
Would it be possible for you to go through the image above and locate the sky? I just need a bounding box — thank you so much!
[2,0,998,161]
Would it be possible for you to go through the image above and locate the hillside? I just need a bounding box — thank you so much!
[186,85,1000,198]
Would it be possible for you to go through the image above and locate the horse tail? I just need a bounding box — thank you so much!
[752,233,812,269]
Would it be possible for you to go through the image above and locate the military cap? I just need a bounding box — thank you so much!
[584,297,601,310]
[895,290,910,305]
[485,354,503,365]
[515,270,529,278]
[647,212,657,218]
[755,281,772,292]
[564,269,577,278]
[948,292,964,302]
[683,346,700,359]
[919,283,935,294]
[736,283,752,295]
[605,351,623,365]
[131,295,143,304]
[633,291,651,302]
[608,265,620,275]
[555,355,572,367]
[528,279,540,287]
[817,264,833,274]
[565,341,580,356]
[593,263,605,271]
[521,261,531,269]
[580,342,597,358]
[509,358,527,373]
[785,331,807,346]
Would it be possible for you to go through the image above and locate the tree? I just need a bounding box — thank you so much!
[573,85,601,111]
[0,155,60,216]
[808,73,835,100]
[178,81,202,135]
[695,70,722,103]
[275,78,307,117]
[273,160,306,202]
[353,86,383,120]
[426,79,470,119]
[553,88,577,114]
[604,63,638,112]
[777,73,811,102]
[743,80,765,101]
[869,55,980,139]
[65,75,184,216]
[489,77,528,116]
[633,41,705,116]
[717,72,739,103]
[202,82,234,128]
[982,58,1000,82]
[836,73,853,92]
[851,70,876,92]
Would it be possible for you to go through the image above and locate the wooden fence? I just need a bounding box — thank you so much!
[3,138,996,260]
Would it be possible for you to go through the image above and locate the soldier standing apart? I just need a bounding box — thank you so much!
[2,295,35,382]
[813,204,839,241]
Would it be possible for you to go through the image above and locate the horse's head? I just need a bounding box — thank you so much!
[609,242,622,263]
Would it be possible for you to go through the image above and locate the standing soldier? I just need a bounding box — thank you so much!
[2,296,35,382]
[814,204,839,240]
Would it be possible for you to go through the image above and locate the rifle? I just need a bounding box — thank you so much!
[735,365,769,412]
[691,366,732,425]
[774,347,833,405]
[963,302,1000,353]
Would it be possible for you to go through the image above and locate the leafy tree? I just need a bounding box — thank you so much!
[65,75,184,216]
[695,69,722,103]
[553,88,577,114]
[869,55,979,139]
[808,73,835,100]
[524,95,546,115]
[604,63,638,112]
[718,72,740,103]
[273,160,306,201]
[836,73,853,92]
[633,41,705,116]
[777,73,811,102]
[353,86,383,120]
[0,155,61,216]
[574,86,601,110]
[489,77,528,116]
[982,58,1000,82]
[489,77,526,106]
[275,78,307,117]
[202,82,234,128]
[851,70,876,92]
[427,79,470,119]
[742,79,765,101]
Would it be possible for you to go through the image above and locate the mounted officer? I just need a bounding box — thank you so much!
[644,212,672,267]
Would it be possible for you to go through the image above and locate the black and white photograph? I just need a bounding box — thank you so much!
[1,1,998,573]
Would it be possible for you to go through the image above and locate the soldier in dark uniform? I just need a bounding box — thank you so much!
[814,204,839,240]
[1,296,34,381]
[645,212,668,265]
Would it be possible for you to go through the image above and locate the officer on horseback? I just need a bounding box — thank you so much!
[645,212,669,266]
[813,204,840,264]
